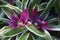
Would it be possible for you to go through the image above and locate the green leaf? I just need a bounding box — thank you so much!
[16,35,19,40]
[0,18,9,24]
[33,4,39,10]
[0,1,22,14]
[47,17,58,23]
[0,12,5,18]
[1,7,14,19]
[25,25,52,40]
[28,0,35,11]
[34,36,45,40]
[4,27,26,37]
[0,26,12,39]
[25,25,45,37]
[0,0,7,5]
[39,3,47,11]
[0,26,10,32]
[52,36,60,40]
[55,0,60,27]
[43,12,49,21]
[46,25,60,31]
[21,0,29,10]
[0,9,5,18]
[0,26,25,38]
[15,0,22,9]
[55,0,60,14]
[28,34,35,40]
[19,30,30,40]
[4,37,12,40]
[40,0,56,19]
[44,29,52,40]
[6,4,22,14]
[28,0,41,11]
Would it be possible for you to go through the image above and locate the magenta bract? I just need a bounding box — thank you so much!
[9,9,29,29]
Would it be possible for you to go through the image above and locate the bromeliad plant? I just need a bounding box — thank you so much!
[0,0,60,40]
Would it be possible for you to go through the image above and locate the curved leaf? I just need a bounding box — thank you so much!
[44,29,52,40]
[0,26,25,38]
[0,0,22,14]
[16,35,19,40]
[21,0,29,10]
[4,37,12,40]
[28,34,35,40]
[0,0,7,5]
[0,18,9,24]
[47,17,58,23]
[40,0,56,20]
[4,27,26,37]
[19,30,30,40]
[25,25,45,37]
[46,25,60,31]
[6,4,22,14]
[0,26,12,39]
[28,0,41,11]
[34,36,45,40]
[39,2,47,11]
[25,25,52,40]
[33,4,39,10]
[0,9,5,18]
[1,8,14,19]
[16,0,22,9]
[52,36,60,40]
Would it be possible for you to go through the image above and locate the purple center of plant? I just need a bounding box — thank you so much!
[9,9,48,29]
[9,9,31,29]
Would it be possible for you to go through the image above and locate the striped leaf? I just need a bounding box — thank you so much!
[25,25,45,37]
[47,17,58,23]
[46,25,60,31]
[0,9,5,18]
[40,0,56,20]
[21,0,29,10]
[16,0,22,9]
[39,3,47,11]
[28,34,35,40]
[44,29,52,40]
[0,18,9,24]
[19,30,30,40]
[0,0,22,14]
[1,8,14,19]
[4,27,26,37]
[28,0,41,11]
